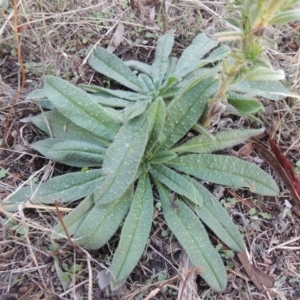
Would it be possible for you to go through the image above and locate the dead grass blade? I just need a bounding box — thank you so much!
[2,0,26,146]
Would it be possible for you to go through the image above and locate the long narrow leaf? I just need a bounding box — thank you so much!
[88,46,145,93]
[44,76,120,140]
[175,33,218,77]
[31,140,106,167]
[90,94,131,108]
[172,128,265,153]
[80,85,149,101]
[31,109,111,147]
[124,60,153,77]
[124,101,148,121]
[110,173,153,289]
[159,77,218,150]
[150,165,202,206]
[229,80,298,100]
[184,176,245,252]
[5,170,103,212]
[94,116,149,205]
[175,45,230,79]
[168,154,279,195]
[145,97,166,154]
[74,186,133,249]
[156,182,227,292]
[151,30,174,88]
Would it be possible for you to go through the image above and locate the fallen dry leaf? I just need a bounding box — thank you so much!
[107,23,125,53]
[253,138,300,204]
[269,137,300,198]
[237,251,274,291]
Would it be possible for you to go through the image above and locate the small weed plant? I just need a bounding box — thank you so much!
[4,0,300,292]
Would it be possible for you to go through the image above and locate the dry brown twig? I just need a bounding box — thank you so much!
[1,0,26,147]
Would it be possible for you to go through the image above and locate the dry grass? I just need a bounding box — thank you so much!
[1,0,300,299]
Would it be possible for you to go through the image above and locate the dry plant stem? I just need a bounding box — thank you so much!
[143,274,181,300]
[204,60,243,126]
[86,254,93,300]
[2,0,26,147]
[55,201,80,253]
[0,0,20,37]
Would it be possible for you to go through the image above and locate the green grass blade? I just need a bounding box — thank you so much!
[44,76,120,140]
[88,46,145,93]
[110,173,153,289]
[94,116,149,205]
[150,165,202,206]
[156,182,227,292]
[172,128,265,153]
[168,154,279,195]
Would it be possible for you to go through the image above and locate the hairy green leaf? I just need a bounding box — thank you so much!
[74,186,133,249]
[159,77,218,150]
[6,170,103,212]
[184,176,245,252]
[94,116,148,205]
[80,85,149,101]
[168,154,279,195]
[31,109,111,147]
[90,94,131,108]
[245,67,285,81]
[157,182,227,292]
[270,9,300,25]
[31,140,106,167]
[138,74,155,94]
[88,46,145,93]
[145,98,166,154]
[124,60,152,77]
[150,165,202,206]
[175,32,218,78]
[227,98,265,115]
[172,128,264,153]
[44,76,120,140]
[158,76,179,96]
[151,30,174,88]
[110,173,153,289]
[124,101,148,121]
[229,80,298,100]
[149,150,177,164]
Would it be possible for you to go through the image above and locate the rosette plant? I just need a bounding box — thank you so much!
[5,30,283,291]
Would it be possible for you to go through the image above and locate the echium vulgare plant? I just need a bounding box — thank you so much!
[203,0,300,126]
[5,28,293,292]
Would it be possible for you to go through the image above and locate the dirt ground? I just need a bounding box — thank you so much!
[1,1,300,299]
